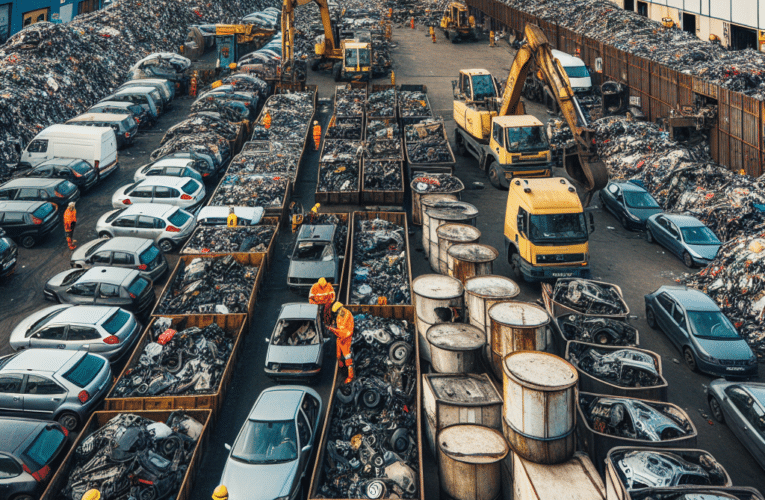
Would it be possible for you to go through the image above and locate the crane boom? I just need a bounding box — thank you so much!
[282,0,337,71]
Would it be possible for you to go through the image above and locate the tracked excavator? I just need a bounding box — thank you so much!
[453,24,608,205]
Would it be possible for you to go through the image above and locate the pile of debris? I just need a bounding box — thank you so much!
[335,85,366,117]
[364,161,403,192]
[398,91,432,119]
[316,313,418,499]
[404,120,454,165]
[557,314,637,346]
[367,120,401,140]
[367,88,397,119]
[61,411,203,500]
[552,279,628,316]
[350,218,411,305]
[327,118,364,140]
[161,114,242,145]
[112,319,234,397]
[569,346,662,388]
[318,162,360,193]
[150,131,232,173]
[227,142,303,180]
[253,91,315,143]
[155,255,258,315]
[410,173,464,194]
[321,140,363,163]
[210,174,288,208]
[182,225,276,254]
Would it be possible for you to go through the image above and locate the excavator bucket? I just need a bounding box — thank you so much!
[564,148,609,207]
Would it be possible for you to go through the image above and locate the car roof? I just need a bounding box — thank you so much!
[137,176,195,188]
[0,417,46,454]
[4,349,84,373]
[661,213,704,227]
[297,224,335,241]
[92,101,135,109]
[2,178,64,189]
[0,200,43,211]
[37,158,82,167]
[99,237,153,252]
[118,203,179,218]
[146,159,194,168]
[280,303,319,320]
[50,305,118,325]
[198,206,264,223]
[114,87,155,96]
[658,286,719,311]
[552,49,586,67]
[249,388,303,421]
[611,181,648,193]
[69,113,130,122]
[79,266,139,286]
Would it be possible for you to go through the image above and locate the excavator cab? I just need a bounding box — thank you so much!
[456,70,499,103]
[336,41,371,81]
[440,1,476,42]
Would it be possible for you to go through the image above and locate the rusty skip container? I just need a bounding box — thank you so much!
[604,447,732,500]
[438,424,509,500]
[502,351,577,464]
[541,278,630,320]
[413,274,463,362]
[464,275,520,364]
[420,197,461,249]
[577,392,698,475]
[437,223,481,275]
[489,301,551,380]
[423,373,503,458]
[502,451,606,500]
[427,323,485,374]
[448,243,499,283]
[426,203,479,270]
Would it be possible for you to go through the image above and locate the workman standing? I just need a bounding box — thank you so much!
[263,111,272,130]
[309,277,336,325]
[313,120,322,151]
[83,490,101,500]
[430,26,436,43]
[329,301,355,384]
[64,202,77,250]
[227,207,238,227]
[212,485,229,500]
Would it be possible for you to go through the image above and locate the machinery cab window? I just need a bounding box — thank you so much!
[492,122,504,148]
[23,8,49,27]
[471,74,496,101]
[506,126,549,153]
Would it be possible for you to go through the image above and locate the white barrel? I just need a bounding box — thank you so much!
[502,351,578,465]
[438,424,509,500]
[427,323,485,374]
[437,223,482,275]
[413,274,464,362]
[420,195,459,249]
[489,301,551,380]
[426,203,479,271]
[464,275,520,366]
[447,243,499,283]
[415,192,459,227]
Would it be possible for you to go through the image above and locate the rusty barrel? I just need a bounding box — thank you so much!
[427,323,485,374]
[488,301,550,380]
[414,191,459,226]
[448,243,499,283]
[464,275,520,366]
[421,197,461,255]
[438,424,509,500]
[436,223,481,275]
[502,351,578,465]
[413,274,464,362]
[426,203,479,270]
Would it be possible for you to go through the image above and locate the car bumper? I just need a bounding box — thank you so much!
[144,257,168,282]
[697,359,758,379]
[691,256,713,267]
[265,365,321,380]
[519,259,591,282]
[43,287,57,301]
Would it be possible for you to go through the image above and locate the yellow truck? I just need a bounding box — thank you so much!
[504,177,594,281]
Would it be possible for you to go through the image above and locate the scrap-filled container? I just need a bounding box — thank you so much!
[447,243,499,283]
[464,275,520,363]
[502,452,606,500]
[489,301,551,380]
[541,278,630,320]
[413,274,463,362]
[436,223,481,275]
[412,177,464,226]
[426,323,485,374]
[438,425,509,500]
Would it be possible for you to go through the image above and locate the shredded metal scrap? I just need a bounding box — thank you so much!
[335,86,366,117]
[405,120,454,164]
[182,225,276,254]
[318,162,360,193]
[210,174,288,208]
[367,88,396,119]
[398,91,432,119]
[557,314,637,346]
[581,395,691,441]
[410,173,464,194]
[327,118,364,140]
[570,346,662,388]
[350,218,411,305]
[364,161,403,191]
[321,140,363,163]
[228,142,302,180]
[553,279,628,316]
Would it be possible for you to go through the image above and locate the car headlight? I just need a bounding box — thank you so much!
[269,363,280,371]
[696,349,720,364]
[626,212,641,222]
[748,356,758,365]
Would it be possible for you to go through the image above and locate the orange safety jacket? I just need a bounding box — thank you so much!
[263,113,272,129]
[309,281,335,305]
[313,125,322,143]
[331,307,354,362]
[63,208,77,231]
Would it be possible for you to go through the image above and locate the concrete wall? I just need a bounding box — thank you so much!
[0,0,101,45]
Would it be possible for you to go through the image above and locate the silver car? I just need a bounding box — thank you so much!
[707,380,765,470]
[265,304,329,381]
[97,204,195,252]
[9,305,141,363]
[218,386,323,500]
[71,237,168,281]
[0,349,112,431]
[112,176,205,212]
[133,158,203,183]
[287,225,342,293]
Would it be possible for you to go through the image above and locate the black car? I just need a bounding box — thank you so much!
[0,201,59,248]
[0,230,18,278]
[25,158,98,192]
[0,417,69,500]
[0,178,80,208]
[599,181,662,230]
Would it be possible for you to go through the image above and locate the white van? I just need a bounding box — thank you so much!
[20,124,119,178]
[552,49,592,93]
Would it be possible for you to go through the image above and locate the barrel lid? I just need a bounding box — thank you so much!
[503,351,578,390]
[436,223,482,242]
[448,243,499,263]
[489,301,549,327]
[426,323,485,351]
[438,425,509,463]
[413,274,463,299]
[427,374,502,404]
[426,202,479,221]
[464,275,520,299]
[420,195,459,209]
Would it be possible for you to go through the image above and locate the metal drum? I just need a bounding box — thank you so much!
[413,274,464,362]
[426,203,479,270]
[464,275,520,365]
[448,243,499,283]
[502,351,577,465]
[438,424,509,500]
[421,196,460,250]
[414,191,459,226]
[427,323,485,374]
[436,223,482,275]
[488,301,550,380]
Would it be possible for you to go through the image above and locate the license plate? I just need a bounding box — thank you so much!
[3,258,15,270]
[727,367,745,371]
[551,272,573,277]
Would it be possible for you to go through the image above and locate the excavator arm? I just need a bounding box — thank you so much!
[282,0,337,70]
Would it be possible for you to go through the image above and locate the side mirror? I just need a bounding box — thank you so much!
[451,80,459,99]
[516,214,524,231]
[264,337,270,344]
[588,212,595,233]
[224,443,232,451]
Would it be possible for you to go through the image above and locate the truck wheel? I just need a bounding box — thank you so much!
[311,58,321,71]
[332,62,342,82]
[454,130,468,157]
[510,253,522,280]
[488,163,504,189]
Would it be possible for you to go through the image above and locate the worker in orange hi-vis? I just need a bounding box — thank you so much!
[64,202,77,250]
[263,111,272,130]
[313,120,322,151]
[309,277,336,326]
[329,302,355,383]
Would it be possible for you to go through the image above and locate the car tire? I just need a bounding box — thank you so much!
[684,347,698,372]
[12,495,34,500]
[99,231,112,239]
[455,130,468,157]
[645,229,654,243]
[708,396,725,423]
[645,306,657,329]
[619,214,630,230]
[158,239,175,253]
[510,253,522,280]
[332,62,342,82]
[20,236,36,248]
[683,251,694,268]
[57,411,80,432]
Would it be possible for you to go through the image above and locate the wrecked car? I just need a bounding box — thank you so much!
[570,347,662,388]
[557,314,638,346]
[613,450,727,490]
[582,396,691,441]
[288,224,343,294]
[265,303,328,381]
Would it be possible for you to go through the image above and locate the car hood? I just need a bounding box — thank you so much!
[72,240,102,262]
[626,207,662,222]
[696,336,753,360]
[221,458,298,500]
[686,243,719,261]
[47,268,81,288]
[288,259,337,281]
[266,344,321,365]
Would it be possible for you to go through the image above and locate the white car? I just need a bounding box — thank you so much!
[133,158,203,183]
[112,176,205,211]
[197,206,264,226]
[96,204,196,252]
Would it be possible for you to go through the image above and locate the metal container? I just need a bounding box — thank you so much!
[489,302,551,380]
[423,373,503,458]
[421,197,461,252]
[414,192,458,227]
[502,351,577,465]
[577,392,698,475]
[541,278,630,320]
[565,341,669,401]
[549,312,639,358]
[426,203,479,270]
[437,224,482,275]
[629,488,764,500]
[604,447,732,500]
[413,274,464,362]
[503,451,606,500]
[447,243,499,283]
[427,323,485,374]
[438,424,508,500]
[464,275,520,364]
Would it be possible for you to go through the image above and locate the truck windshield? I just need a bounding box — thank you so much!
[564,66,590,79]
[529,213,587,243]
[358,48,370,66]
[345,49,358,66]
[506,126,548,153]
[471,74,496,100]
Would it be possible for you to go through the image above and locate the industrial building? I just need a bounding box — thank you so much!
[0,0,100,44]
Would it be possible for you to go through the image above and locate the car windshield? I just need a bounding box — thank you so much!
[293,241,333,261]
[505,126,549,153]
[687,311,740,340]
[63,354,105,387]
[681,226,720,245]
[72,161,92,175]
[62,269,87,286]
[564,65,590,79]
[471,74,496,100]
[23,427,65,470]
[0,239,8,252]
[529,213,587,243]
[232,420,298,464]
[623,191,660,209]
[32,203,54,219]
[105,209,126,223]
[167,209,191,227]
[28,309,63,333]
[102,309,130,335]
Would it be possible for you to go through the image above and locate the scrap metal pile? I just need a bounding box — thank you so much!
[350,219,411,305]
[557,314,637,346]
[398,91,432,119]
[405,120,454,164]
[569,346,662,388]
[553,279,628,316]
[182,225,276,254]
[210,174,287,208]
[411,173,463,194]
[327,118,364,140]
[364,161,403,192]
[150,131,232,170]
[161,114,241,145]
[155,255,258,315]
[228,141,303,179]
[580,395,692,441]
[316,314,418,499]
[319,162,360,192]
[60,411,204,500]
[613,450,727,490]
[112,319,234,397]
[253,92,315,142]
[367,120,401,140]
[335,86,366,117]
[322,140,363,163]
[367,89,397,119]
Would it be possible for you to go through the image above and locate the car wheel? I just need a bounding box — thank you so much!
[645,229,654,243]
[158,239,175,253]
[619,214,630,230]
[645,306,657,328]
[488,163,503,189]
[99,231,112,239]
[594,330,612,345]
[683,251,694,268]
[332,62,342,82]
[684,347,698,372]
[708,396,725,423]
[454,130,468,157]
[20,236,36,248]
[57,411,80,432]
[12,495,34,500]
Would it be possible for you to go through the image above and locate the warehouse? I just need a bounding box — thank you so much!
[0,0,101,44]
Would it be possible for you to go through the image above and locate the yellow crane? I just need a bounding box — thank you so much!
[440,1,477,42]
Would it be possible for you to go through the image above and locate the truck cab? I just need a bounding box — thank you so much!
[453,69,500,142]
[337,40,372,81]
[504,177,593,281]
[486,115,553,188]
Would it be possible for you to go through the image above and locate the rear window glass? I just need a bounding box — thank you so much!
[58,181,76,195]
[72,161,91,175]
[32,203,54,219]
[124,182,141,195]
[102,309,130,335]
[23,427,65,470]
[127,277,149,297]
[167,209,191,227]
[181,180,198,195]
[85,239,107,257]
[121,118,134,129]
[105,209,126,223]
[140,245,160,264]
[63,354,105,388]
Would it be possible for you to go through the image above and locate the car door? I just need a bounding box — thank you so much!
[668,300,690,347]
[31,325,68,350]
[97,283,122,306]
[1,212,24,239]
[724,386,765,463]
[22,374,65,417]
[296,409,313,481]
[0,373,24,415]
[66,282,98,305]
[135,216,158,239]
[0,189,17,201]
[653,216,671,246]
[153,186,177,205]
[23,139,49,167]
[653,293,675,338]
[16,188,44,202]
[112,252,136,270]
[112,215,138,236]
[67,325,102,353]
[665,221,683,257]
[129,186,154,204]
[90,251,113,267]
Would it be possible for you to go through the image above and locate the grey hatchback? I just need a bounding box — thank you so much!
[645,213,721,267]
[707,380,765,470]
[645,286,757,378]
[71,237,168,281]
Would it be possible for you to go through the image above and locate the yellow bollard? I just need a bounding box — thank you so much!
[489,31,495,47]
[391,71,395,86]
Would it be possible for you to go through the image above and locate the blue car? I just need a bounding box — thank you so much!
[645,286,757,378]
[645,213,720,267]
[599,181,662,230]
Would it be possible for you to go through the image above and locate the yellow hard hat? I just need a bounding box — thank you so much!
[318,277,327,286]
[82,490,101,500]
[332,302,343,313]
[311,203,320,213]
[228,62,237,69]
[212,485,229,500]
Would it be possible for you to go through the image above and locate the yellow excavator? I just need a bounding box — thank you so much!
[440,1,478,42]
[453,24,607,204]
